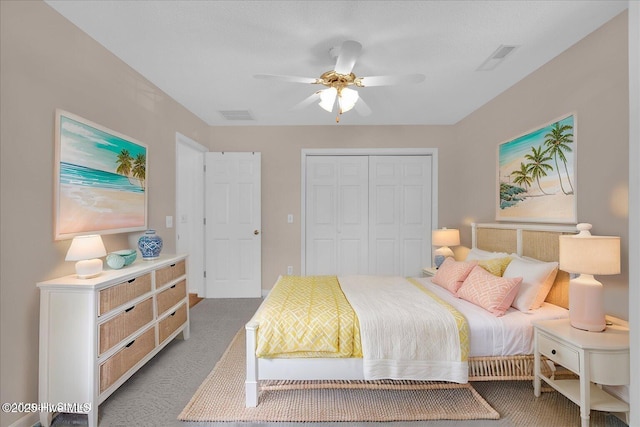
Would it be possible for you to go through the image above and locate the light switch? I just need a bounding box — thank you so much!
[287,214,293,224]
[166,216,173,228]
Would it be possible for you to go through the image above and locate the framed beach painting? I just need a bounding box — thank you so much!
[54,109,148,240]
[497,114,576,224]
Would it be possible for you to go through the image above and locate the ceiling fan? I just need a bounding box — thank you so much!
[255,40,426,123]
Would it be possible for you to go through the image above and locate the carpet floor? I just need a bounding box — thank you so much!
[48,298,628,427]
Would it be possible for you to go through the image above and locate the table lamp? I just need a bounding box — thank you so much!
[65,234,107,279]
[432,227,460,269]
[559,223,620,332]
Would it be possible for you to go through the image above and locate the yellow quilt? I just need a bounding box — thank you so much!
[255,275,362,358]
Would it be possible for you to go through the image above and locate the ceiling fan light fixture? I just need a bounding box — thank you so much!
[318,87,337,112]
[338,87,359,113]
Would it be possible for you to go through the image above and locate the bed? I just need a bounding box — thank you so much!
[245,222,577,407]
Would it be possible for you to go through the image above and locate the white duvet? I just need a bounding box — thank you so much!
[412,277,569,357]
[338,275,468,383]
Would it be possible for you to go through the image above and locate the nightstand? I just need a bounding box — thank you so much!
[533,318,629,427]
[422,267,438,277]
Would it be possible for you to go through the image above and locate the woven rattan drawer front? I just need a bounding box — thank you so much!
[157,279,187,316]
[99,273,152,316]
[99,298,153,355]
[538,333,580,374]
[158,303,187,344]
[155,260,186,288]
[99,326,155,394]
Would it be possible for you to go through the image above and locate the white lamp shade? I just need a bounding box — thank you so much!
[432,228,460,247]
[65,235,107,261]
[66,235,107,279]
[318,88,337,112]
[559,235,620,275]
[338,88,359,113]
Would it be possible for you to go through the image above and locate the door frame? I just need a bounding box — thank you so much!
[175,132,207,296]
[300,148,439,275]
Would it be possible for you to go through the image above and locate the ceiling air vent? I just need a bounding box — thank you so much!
[219,110,254,121]
[476,45,519,71]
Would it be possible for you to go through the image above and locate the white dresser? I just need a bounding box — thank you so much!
[37,254,189,427]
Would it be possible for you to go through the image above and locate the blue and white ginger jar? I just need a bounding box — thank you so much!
[138,229,163,260]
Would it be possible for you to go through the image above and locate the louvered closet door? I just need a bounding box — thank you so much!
[305,156,369,275]
[369,156,432,277]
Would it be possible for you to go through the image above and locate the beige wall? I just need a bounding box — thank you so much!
[0,1,630,426]
[0,2,210,425]
[208,126,454,291]
[453,12,629,317]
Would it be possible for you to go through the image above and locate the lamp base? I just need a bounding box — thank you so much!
[434,246,454,269]
[75,258,103,279]
[569,274,606,332]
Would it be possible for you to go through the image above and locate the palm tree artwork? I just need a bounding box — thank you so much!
[511,162,533,190]
[524,145,554,195]
[544,122,574,195]
[116,149,146,190]
[56,111,148,238]
[497,115,575,222]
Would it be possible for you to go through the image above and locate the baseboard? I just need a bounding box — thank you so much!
[6,412,38,427]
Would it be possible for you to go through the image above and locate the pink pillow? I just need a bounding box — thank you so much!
[456,265,523,316]
[432,258,477,294]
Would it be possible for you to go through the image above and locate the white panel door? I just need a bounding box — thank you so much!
[369,156,432,277]
[305,156,368,275]
[205,152,261,298]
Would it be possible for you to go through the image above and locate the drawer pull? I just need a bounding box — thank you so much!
[170,311,177,316]
[125,339,135,348]
[551,349,557,355]
[170,263,176,267]
[128,278,136,284]
[125,305,135,312]
[170,284,176,289]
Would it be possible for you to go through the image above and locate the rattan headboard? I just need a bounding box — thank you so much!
[471,223,577,309]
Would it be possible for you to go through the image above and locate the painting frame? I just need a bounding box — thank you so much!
[54,109,148,240]
[496,113,577,224]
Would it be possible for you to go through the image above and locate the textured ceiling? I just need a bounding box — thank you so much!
[44,1,628,126]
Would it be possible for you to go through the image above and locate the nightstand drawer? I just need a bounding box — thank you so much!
[538,333,579,373]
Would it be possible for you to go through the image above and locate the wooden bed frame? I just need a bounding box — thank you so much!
[245,222,577,406]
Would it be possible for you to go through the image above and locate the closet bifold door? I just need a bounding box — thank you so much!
[305,154,433,277]
[368,155,433,277]
[305,156,369,276]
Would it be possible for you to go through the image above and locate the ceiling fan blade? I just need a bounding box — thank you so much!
[334,40,362,74]
[358,74,425,87]
[254,74,318,84]
[292,91,321,110]
[355,96,372,116]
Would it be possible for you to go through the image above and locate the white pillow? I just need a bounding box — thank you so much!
[503,258,559,311]
[465,247,510,261]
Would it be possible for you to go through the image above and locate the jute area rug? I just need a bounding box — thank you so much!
[179,329,499,423]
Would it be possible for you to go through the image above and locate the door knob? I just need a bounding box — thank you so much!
[254,230,260,235]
